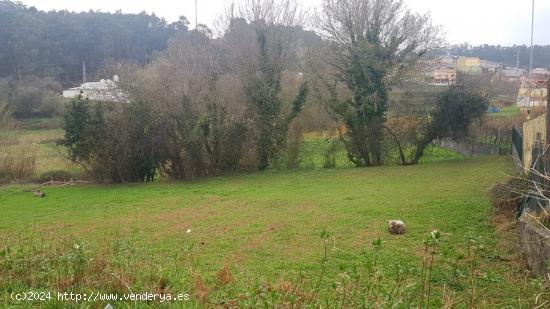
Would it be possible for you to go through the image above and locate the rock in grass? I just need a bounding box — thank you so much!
[33,191,46,198]
[388,220,406,234]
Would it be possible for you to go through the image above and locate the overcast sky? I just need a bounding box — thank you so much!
[19,0,550,46]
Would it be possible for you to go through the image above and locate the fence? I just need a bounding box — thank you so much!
[522,113,547,171]
[512,126,523,162]
[434,138,509,157]
[518,140,550,215]
[517,80,550,215]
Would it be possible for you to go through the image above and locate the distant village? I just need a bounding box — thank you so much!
[422,55,549,108]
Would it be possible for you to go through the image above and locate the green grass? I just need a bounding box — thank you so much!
[0,156,539,307]
[299,136,464,168]
[488,106,520,118]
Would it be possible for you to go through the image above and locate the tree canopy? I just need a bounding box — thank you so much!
[444,44,550,69]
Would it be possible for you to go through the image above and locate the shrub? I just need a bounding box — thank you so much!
[60,97,166,183]
[60,94,251,183]
[323,139,341,169]
[278,124,303,170]
[488,177,527,216]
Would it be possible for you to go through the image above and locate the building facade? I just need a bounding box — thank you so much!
[433,68,457,85]
[456,57,482,75]
[517,80,548,107]
[63,76,128,103]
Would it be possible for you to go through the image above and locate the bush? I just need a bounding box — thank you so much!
[323,139,341,169]
[489,177,528,216]
[60,95,251,183]
[60,97,166,183]
[278,124,303,170]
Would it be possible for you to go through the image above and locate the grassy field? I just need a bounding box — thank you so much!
[487,106,520,119]
[3,118,82,178]
[0,155,541,308]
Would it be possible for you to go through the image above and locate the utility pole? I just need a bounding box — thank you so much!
[195,0,198,29]
[82,61,87,84]
[528,0,535,116]
[516,49,520,89]
[529,0,535,77]
[546,78,550,145]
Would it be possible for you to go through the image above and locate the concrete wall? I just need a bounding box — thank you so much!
[517,215,550,279]
[523,113,547,171]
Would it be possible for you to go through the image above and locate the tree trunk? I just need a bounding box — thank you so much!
[412,135,434,165]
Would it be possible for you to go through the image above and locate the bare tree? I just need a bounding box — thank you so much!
[237,0,305,27]
[519,151,550,230]
[66,29,251,182]
[0,101,10,130]
[315,0,441,167]
[0,101,12,153]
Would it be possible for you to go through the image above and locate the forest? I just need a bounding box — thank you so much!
[0,0,188,85]
[446,44,550,68]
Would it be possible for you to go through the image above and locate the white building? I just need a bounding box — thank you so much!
[63,76,128,102]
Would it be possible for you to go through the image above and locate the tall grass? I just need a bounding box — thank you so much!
[0,103,38,180]
[2,230,543,308]
[0,143,38,180]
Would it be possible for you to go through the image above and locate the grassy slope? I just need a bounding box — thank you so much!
[0,156,533,307]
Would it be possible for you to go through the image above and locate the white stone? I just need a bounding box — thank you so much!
[388,220,407,234]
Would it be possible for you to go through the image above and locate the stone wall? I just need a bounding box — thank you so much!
[517,215,550,279]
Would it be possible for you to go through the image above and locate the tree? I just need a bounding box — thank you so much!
[0,100,12,148]
[59,96,104,173]
[409,86,488,164]
[123,29,250,180]
[384,79,443,165]
[316,0,440,167]
[59,96,169,183]
[0,101,10,129]
[224,0,309,170]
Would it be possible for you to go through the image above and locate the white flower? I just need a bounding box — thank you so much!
[186,228,192,234]
[73,243,80,250]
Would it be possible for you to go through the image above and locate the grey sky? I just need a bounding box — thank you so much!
[19,0,550,46]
